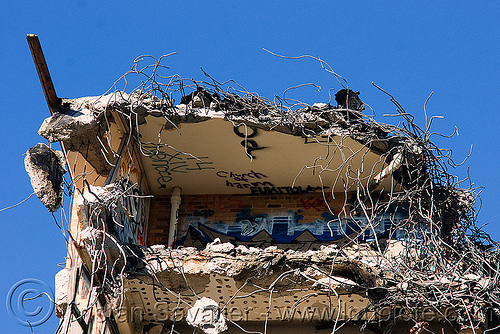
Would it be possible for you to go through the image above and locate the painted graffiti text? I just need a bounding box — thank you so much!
[217,170,274,189]
[250,185,328,195]
[233,125,266,159]
[300,196,328,211]
[216,170,267,182]
[143,143,214,186]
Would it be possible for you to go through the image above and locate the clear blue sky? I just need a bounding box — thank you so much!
[1,1,498,332]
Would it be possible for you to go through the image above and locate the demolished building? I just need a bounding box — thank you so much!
[26,35,500,334]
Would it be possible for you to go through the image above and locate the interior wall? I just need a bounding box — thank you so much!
[148,192,348,250]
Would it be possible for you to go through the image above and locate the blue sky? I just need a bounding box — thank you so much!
[1,1,498,332]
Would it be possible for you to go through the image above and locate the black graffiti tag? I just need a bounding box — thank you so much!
[142,143,214,187]
[233,126,266,159]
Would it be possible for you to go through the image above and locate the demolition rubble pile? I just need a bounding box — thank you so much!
[35,55,499,331]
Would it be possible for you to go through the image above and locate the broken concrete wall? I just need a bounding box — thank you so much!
[38,89,393,183]
[38,94,125,175]
[186,297,227,334]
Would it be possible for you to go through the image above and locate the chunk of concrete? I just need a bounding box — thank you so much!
[38,104,99,143]
[187,297,227,334]
[24,143,66,212]
[37,95,122,175]
[55,268,70,318]
[204,238,235,253]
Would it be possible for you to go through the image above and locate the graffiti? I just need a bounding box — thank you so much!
[249,185,328,195]
[180,208,347,251]
[300,196,329,212]
[216,170,274,188]
[233,126,258,139]
[113,179,147,245]
[142,143,214,187]
[216,170,267,182]
[178,202,408,251]
[349,204,409,241]
[235,210,271,236]
[233,125,266,159]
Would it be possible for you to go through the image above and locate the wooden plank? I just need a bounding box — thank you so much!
[26,34,59,113]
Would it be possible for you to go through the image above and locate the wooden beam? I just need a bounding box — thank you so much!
[26,34,59,114]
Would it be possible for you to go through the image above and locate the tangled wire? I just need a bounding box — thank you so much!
[56,53,499,334]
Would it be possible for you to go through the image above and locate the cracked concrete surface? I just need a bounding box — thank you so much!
[24,143,66,212]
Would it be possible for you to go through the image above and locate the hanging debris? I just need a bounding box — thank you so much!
[24,143,66,212]
[186,297,227,334]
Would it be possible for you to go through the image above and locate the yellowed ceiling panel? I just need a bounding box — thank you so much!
[139,117,390,195]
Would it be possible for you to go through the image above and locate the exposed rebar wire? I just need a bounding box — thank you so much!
[59,53,497,334]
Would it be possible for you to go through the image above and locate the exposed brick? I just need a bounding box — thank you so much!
[147,192,349,246]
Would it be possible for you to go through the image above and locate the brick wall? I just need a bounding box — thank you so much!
[147,192,348,249]
[147,195,172,246]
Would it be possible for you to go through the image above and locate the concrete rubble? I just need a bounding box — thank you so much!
[74,235,491,307]
[38,94,131,174]
[54,267,70,317]
[139,239,385,293]
[24,143,66,212]
[186,297,227,334]
[38,96,102,143]
[76,183,119,228]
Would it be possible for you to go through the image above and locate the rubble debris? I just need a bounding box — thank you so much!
[76,182,148,246]
[38,96,111,174]
[54,267,70,317]
[79,226,125,271]
[24,143,66,211]
[335,88,365,111]
[204,238,235,254]
[53,90,392,163]
[180,86,217,108]
[38,98,100,143]
[141,241,384,290]
[186,297,227,334]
